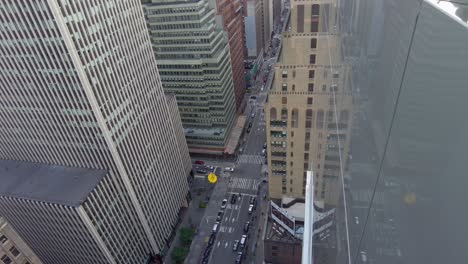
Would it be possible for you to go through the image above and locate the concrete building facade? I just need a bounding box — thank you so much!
[143,0,237,154]
[215,0,247,112]
[0,217,42,264]
[0,0,189,261]
[265,0,353,205]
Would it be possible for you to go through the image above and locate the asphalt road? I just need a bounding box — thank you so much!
[206,45,279,264]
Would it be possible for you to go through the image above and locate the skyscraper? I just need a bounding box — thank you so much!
[0,0,189,261]
[265,0,353,205]
[214,0,247,111]
[143,0,237,154]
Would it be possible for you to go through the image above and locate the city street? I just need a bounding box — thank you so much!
[185,43,279,264]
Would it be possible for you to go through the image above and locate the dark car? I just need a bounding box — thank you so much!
[250,95,257,99]
[208,234,216,245]
[231,194,237,204]
[235,252,243,264]
[248,122,252,128]
[247,127,251,133]
[195,160,205,165]
[249,196,256,205]
[196,169,207,174]
[216,211,223,221]
[243,222,250,233]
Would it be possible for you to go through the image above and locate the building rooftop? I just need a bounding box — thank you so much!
[0,160,107,207]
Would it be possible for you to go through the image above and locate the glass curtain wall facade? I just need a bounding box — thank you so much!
[143,0,237,154]
[304,0,468,263]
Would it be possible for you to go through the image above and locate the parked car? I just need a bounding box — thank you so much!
[261,149,266,156]
[249,196,256,205]
[250,95,257,99]
[231,194,237,204]
[195,160,205,165]
[248,204,254,214]
[247,127,251,133]
[221,199,228,209]
[235,252,243,264]
[243,222,250,233]
[205,165,214,170]
[196,169,207,174]
[232,240,239,251]
[212,222,219,233]
[263,142,267,149]
[251,112,255,119]
[240,235,247,248]
[216,211,223,221]
[208,234,216,245]
[224,167,234,172]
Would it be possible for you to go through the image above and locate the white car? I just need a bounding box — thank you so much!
[221,199,228,209]
[224,167,234,172]
[248,204,254,214]
[261,85,264,91]
[354,216,360,225]
[360,251,367,262]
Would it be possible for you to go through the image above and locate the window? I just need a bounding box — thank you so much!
[272,246,278,250]
[305,143,310,150]
[9,246,19,257]
[308,83,314,92]
[309,70,315,79]
[292,70,296,78]
[281,108,288,119]
[311,38,317,49]
[0,235,7,244]
[282,83,287,91]
[305,131,311,140]
[297,5,304,32]
[282,97,287,104]
[322,84,327,91]
[1,255,11,264]
[282,70,288,78]
[270,107,277,119]
[292,84,296,91]
[291,108,299,128]
[304,153,309,160]
[312,4,320,15]
[307,97,313,105]
[290,161,293,166]
[309,54,316,64]
[311,21,319,32]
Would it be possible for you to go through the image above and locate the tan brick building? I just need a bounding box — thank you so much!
[0,217,42,264]
[265,0,353,205]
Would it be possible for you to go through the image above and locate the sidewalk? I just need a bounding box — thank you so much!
[163,177,216,264]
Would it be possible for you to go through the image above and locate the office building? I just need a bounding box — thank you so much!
[215,0,247,111]
[0,0,189,262]
[1,217,42,264]
[255,0,272,55]
[244,0,259,58]
[265,0,353,205]
[143,0,237,154]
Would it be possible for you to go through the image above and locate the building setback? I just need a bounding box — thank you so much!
[0,0,189,261]
[265,0,353,205]
[1,217,43,264]
[214,0,247,112]
[143,0,237,154]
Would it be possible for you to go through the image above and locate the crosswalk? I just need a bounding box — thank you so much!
[228,177,261,191]
[237,154,264,164]
[352,189,385,205]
